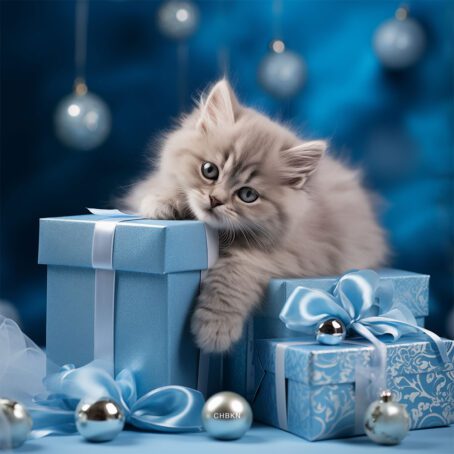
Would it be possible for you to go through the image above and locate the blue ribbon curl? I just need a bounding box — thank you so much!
[31,361,205,436]
[280,269,448,363]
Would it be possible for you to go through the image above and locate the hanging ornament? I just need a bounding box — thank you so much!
[75,398,125,442]
[259,40,306,99]
[157,1,199,112]
[373,5,426,70]
[316,318,346,345]
[55,82,111,151]
[201,391,253,440]
[0,398,33,449]
[55,0,111,150]
[364,390,410,445]
[259,0,306,99]
[157,0,199,40]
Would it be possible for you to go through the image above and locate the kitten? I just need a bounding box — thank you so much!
[124,79,388,353]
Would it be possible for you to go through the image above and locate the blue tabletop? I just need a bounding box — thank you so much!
[17,424,453,454]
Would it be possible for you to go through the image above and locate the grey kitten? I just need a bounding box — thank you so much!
[124,79,387,353]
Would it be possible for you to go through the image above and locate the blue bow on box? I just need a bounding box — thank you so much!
[30,361,205,436]
[280,269,448,363]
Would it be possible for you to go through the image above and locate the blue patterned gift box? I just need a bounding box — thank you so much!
[224,269,429,398]
[39,213,218,397]
[252,336,454,441]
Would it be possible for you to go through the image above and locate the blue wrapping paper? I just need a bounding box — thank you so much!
[252,336,454,441]
[39,215,210,273]
[39,215,212,397]
[224,269,429,398]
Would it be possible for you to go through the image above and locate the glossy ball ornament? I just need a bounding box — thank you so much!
[202,391,253,440]
[0,398,33,449]
[373,12,426,70]
[157,0,199,40]
[259,42,306,99]
[364,390,410,445]
[316,318,346,345]
[55,88,111,151]
[75,398,125,442]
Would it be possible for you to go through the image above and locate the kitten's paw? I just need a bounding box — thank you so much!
[191,306,243,353]
[139,195,182,220]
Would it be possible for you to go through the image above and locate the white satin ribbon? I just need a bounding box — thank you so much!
[201,224,219,279]
[89,209,144,375]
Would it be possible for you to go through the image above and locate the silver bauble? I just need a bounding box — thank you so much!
[373,17,426,69]
[316,318,346,345]
[259,49,306,99]
[75,398,125,442]
[55,90,111,150]
[364,390,410,445]
[202,391,253,440]
[0,398,33,449]
[157,0,199,40]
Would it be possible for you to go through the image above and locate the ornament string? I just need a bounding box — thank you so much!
[74,0,89,94]
[272,0,283,42]
[217,0,230,77]
[177,41,188,112]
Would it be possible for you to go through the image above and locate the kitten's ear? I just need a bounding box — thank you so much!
[197,79,240,133]
[281,140,327,188]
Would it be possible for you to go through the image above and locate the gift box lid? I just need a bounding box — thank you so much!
[254,335,454,387]
[259,268,429,318]
[38,214,214,274]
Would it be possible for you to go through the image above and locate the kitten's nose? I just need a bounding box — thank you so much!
[209,195,224,209]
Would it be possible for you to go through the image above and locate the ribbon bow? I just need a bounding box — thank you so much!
[30,361,205,436]
[280,269,448,363]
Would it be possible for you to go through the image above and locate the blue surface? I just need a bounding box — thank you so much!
[17,424,454,454]
[0,1,453,345]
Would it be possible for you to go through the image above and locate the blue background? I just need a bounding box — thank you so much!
[0,0,453,344]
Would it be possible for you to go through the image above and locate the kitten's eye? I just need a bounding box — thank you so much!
[201,162,219,180]
[237,186,259,203]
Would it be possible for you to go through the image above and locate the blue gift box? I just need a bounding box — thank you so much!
[39,214,216,397]
[252,336,454,441]
[224,269,429,398]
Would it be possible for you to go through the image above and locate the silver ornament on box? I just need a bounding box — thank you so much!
[373,7,426,70]
[157,0,199,40]
[364,390,410,445]
[75,398,125,442]
[202,391,253,440]
[316,318,346,345]
[259,40,306,99]
[0,398,33,449]
[55,83,111,151]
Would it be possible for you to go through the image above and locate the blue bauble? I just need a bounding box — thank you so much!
[0,399,32,449]
[157,0,199,40]
[316,318,346,345]
[364,391,410,445]
[259,50,306,99]
[374,17,426,69]
[202,392,252,440]
[55,91,111,150]
[76,398,124,442]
